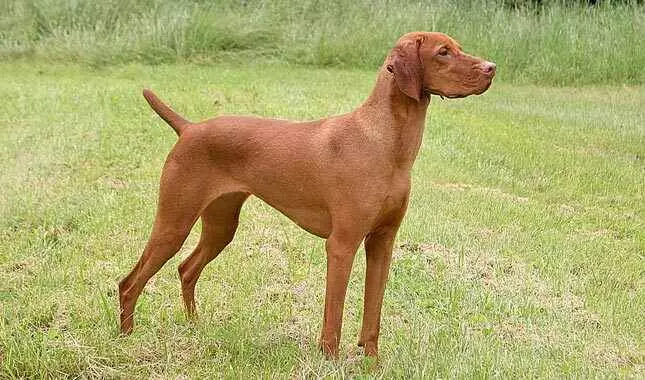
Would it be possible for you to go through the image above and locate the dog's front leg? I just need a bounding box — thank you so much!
[358,225,400,358]
[318,231,363,359]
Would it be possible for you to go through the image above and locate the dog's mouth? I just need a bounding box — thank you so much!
[425,77,493,99]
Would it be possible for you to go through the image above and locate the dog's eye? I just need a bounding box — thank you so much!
[438,48,449,56]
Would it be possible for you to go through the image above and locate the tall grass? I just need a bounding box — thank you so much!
[1,0,644,85]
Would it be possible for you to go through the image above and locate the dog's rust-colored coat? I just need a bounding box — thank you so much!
[119,32,495,358]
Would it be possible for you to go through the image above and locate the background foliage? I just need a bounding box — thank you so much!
[1,0,644,85]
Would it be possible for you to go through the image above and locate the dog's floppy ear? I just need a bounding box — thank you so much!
[387,38,424,102]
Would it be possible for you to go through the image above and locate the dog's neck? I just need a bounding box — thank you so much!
[358,68,430,170]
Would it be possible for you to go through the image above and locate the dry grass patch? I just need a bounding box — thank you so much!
[430,181,529,203]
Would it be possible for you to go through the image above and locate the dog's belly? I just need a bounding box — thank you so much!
[255,194,332,238]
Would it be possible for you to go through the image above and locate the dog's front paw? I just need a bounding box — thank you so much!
[358,339,379,358]
[318,337,340,360]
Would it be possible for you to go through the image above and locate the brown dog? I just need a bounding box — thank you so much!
[119,32,495,358]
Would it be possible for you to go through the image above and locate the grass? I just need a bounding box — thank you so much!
[1,0,645,85]
[0,61,643,378]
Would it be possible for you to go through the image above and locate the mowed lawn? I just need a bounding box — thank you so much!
[0,62,643,378]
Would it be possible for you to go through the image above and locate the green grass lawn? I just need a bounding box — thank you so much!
[0,62,643,378]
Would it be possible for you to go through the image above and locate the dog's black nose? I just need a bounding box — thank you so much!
[481,61,496,75]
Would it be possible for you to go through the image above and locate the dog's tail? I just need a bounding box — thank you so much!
[142,89,191,136]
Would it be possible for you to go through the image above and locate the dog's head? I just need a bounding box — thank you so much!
[387,32,495,101]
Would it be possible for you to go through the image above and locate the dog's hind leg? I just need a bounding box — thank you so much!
[178,192,249,317]
[118,166,216,334]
